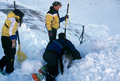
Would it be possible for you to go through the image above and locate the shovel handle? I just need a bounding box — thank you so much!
[17,31,20,44]
[66,4,69,15]
[14,1,16,9]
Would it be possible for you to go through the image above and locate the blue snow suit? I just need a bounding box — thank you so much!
[43,38,82,78]
[46,38,81,59]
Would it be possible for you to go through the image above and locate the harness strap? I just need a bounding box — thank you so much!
[4,23,9,28]
[57,39,65,47]
[53,40,63,48]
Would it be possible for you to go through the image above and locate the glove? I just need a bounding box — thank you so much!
[64,14,69,19]
[48,30,53,37]
[12,40,17,48]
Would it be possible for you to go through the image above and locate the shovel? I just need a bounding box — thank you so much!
[14,1,27,62]
[17,30,27,62]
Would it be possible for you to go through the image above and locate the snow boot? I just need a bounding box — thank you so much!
[46,75,55,81]
[32,73,43,81]
[0,69,5,75]
[39,64,48,74]
[32,65,48,81]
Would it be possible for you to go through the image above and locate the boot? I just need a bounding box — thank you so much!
[39,64,48,74]
[46,75,55,81]
[32,73,43,81]
[0,66,5,75]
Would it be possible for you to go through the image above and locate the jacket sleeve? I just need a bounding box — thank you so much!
[59,17,65,22]
[45,14,53,31]
[8,18,18,40]
[66,41,82,60]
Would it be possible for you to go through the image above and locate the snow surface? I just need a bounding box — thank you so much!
[0,0,120,81]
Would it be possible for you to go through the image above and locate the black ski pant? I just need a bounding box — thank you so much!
[43,51,58,77]
[0,36,16,73]
[49,28,57,42]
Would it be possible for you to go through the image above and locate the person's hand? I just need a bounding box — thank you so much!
[64,14,69,19]
[12,40,17,48]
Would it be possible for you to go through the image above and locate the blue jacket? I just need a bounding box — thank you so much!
[46,38,82,60]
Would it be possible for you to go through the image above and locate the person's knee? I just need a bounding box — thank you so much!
[43,52,58,66]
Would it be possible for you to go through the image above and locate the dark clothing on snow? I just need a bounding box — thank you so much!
[0,36,16,73]
[43,38,82,79]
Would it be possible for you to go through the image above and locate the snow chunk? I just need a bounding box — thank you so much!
[21,60,44,75]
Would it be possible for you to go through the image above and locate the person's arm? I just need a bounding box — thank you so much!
[8,18,18,40]
[59,17,65,22]
[66,40,82,60]
[72,50,82,60]
[8,17,18,48]
[59,15,69,22]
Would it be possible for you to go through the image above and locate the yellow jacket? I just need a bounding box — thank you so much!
[1,12,20,40]
[45,6,65,31]
[46,13,59,31]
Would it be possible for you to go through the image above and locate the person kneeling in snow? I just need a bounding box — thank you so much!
[0,9,24,74]
[43,33,82,81]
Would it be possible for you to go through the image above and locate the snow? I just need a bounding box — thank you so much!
[0,0,120,81]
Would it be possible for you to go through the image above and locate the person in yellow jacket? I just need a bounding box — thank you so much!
[0,9,24,74]
[45,1,68,42]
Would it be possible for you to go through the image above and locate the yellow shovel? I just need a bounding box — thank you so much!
[17,30,27,62]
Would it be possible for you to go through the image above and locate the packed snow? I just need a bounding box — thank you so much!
[0,0,120,81]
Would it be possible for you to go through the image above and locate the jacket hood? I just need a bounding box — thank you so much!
[50,6,54,10]
[7,12,20,21]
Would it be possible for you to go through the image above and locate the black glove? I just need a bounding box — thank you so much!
[64,14,69,19]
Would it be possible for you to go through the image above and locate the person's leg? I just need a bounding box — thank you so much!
[43,51,58,80]
[6,47,16,73]
[49,34,53,42]
[47,63,58,77]
[59,57,64,74]
[52,28,57,40]
[0,56,6,71]
[46,64,58,81]
[11,48,16,70]
[48,28,57,43]
[0,37,8,70]
[1,36,15,73]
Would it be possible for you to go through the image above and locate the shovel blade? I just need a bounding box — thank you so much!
[17,50,27,62]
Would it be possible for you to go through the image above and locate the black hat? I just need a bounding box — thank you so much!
[52,1,62,6]
[13,9,24,17]
[58,33,66,39]
[12,9,24,26]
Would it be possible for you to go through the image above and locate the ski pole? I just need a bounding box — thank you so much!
[79,26,85,44]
